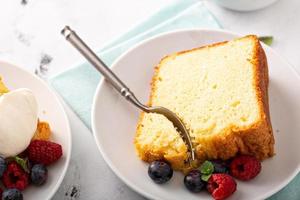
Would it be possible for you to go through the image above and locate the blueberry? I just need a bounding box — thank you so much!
[148,161,173,184]
[211,160,229,174]
[30,164,48,185]
[0,156,6,178]
[184,170,206,193]
[2,188,23,200]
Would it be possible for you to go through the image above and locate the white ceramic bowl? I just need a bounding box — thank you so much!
[92,29,300,200]
[212,0,279,11]
[0,61,71,200]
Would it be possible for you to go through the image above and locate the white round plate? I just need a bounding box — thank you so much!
[92,29,300,200]
[0,62,71,200]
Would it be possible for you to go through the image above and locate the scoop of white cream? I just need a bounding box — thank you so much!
[0,88,38,158]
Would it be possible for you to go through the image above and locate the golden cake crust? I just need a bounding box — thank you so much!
[135,35,274,171]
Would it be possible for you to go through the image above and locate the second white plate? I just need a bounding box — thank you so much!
[0,62,71,200]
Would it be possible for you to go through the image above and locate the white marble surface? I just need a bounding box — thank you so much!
[0,0,299,199]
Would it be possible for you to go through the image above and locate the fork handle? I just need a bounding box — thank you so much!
[61,26,149,112]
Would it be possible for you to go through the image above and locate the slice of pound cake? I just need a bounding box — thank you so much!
[134,35,274,171]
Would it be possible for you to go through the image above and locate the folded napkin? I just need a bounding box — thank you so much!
[50,0,300,199]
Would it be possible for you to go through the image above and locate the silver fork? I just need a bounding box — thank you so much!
[61,26,195,162]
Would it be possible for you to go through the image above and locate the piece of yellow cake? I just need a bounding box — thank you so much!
[0,77,9,94]
[32,121,51,141]
[135,35,274,171]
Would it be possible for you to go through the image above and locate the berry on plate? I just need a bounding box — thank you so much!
[207,174,237,200]
[27,140,62,165]
[30,164,48,185]
[148,161,173,184]
[2,162,29,191]
[2,188,23,200]
[0,156,7,178]
[184,170,206,193]
[230,155,261,181]
[211,160,229,174]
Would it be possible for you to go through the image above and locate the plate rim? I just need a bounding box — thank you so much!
[91,28,300,200]
[0,60,72,200]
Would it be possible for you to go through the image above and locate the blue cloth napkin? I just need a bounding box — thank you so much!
[50,0,300,199]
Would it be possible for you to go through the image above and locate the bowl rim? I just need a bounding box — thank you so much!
[212,0,280,12]
[91,28,300,200]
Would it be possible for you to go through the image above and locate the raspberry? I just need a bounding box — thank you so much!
[2,162,29,191]
[28,140,62,165]
[230,155,261,181]
[207,174,236,200]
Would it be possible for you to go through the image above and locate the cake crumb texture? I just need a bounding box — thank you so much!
[135,35,274,171]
